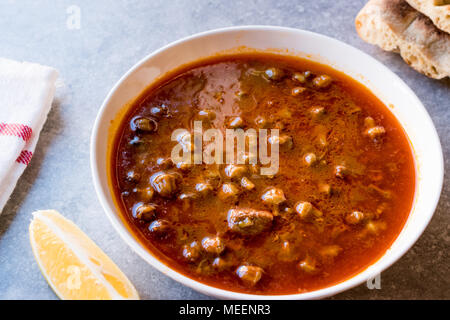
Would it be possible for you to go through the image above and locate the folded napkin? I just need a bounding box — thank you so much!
[0,58,58,214]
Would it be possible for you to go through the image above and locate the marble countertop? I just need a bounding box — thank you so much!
[0,0,448,300]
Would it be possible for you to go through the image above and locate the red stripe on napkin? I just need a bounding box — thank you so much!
[0,123,32,141]
[16,150,33,165]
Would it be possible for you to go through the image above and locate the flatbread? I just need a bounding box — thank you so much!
[356,0,450,79]
[405,0,450,33]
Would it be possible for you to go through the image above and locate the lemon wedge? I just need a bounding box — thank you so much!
[29,210,139,300]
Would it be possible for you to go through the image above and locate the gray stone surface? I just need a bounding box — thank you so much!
[0,0,448,300]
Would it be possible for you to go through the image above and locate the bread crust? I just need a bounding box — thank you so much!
[405,0,450,33]
[356,0,450,79]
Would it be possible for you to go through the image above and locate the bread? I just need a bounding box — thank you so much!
[405,0,450,33]
[356,0,450,79]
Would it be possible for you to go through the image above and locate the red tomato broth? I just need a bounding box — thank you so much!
[109,53,416,295]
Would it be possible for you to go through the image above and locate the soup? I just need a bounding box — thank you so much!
[110,53,415,295]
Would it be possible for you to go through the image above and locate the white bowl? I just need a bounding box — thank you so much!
[90,26,443,299]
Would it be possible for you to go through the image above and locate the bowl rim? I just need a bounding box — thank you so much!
[90,25,444,299]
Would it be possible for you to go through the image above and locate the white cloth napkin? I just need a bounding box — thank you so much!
[0,58,58,214]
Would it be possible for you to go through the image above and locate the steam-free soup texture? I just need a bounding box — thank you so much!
[111,54,415,295]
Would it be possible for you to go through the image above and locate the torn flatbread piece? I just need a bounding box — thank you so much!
[405,0,450,33]
[356,0,450,79]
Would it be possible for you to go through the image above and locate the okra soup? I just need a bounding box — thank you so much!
[110,53,416,295]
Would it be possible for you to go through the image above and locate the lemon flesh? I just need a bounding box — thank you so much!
[29,210,139,300]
